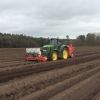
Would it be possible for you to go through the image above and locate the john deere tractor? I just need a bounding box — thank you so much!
[40,39,74,61]
[25,38,75,62]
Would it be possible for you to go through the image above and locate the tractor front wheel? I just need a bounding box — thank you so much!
[52,51,58,61]
[62,49,69,60]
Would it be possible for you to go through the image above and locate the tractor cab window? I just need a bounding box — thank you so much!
[50,39,62,45]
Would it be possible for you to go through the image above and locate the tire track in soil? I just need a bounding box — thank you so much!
[19,66,100,100]
[0,51,100,69]
[0,59,100,100]
[0,61,32,68]
[0,53,100,83]
[48,72,100,100]
[91,91,100,100]
[0,50,100,100]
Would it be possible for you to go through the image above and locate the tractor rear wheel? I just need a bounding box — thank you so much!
[52,51,58,61]
[62,49,68,60]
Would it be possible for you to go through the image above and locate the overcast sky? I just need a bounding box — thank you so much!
[0,0,100,38]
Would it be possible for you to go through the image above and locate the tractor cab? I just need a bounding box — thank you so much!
[50,39,62,46]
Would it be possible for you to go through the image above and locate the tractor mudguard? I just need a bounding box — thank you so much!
[67,44,75,57]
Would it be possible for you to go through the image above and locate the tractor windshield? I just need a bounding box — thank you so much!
[50,39,62,45]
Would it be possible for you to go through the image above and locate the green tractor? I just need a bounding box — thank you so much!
[25,38,75,62]
[40,39,75,61]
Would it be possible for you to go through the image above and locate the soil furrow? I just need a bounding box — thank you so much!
[48,72,100,100]
[0,59,100,100]
[18,66,100,100]
[0,53,100,83]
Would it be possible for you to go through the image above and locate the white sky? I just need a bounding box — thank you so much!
[0,0,100,38]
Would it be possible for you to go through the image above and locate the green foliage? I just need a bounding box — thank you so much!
[0,32,100,48]
[75,33,100,46]
[0,33,49,48]
[75,35,86,46]
[86,33,96,45]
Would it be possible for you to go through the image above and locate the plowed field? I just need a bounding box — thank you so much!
[0,47,100,100]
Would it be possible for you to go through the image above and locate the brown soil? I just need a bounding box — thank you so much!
[0,47,100,100]
[92,91,100,100]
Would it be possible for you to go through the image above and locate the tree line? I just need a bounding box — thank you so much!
[0,32,100,48]
[75,33,100,46]
[0,33,49,48]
